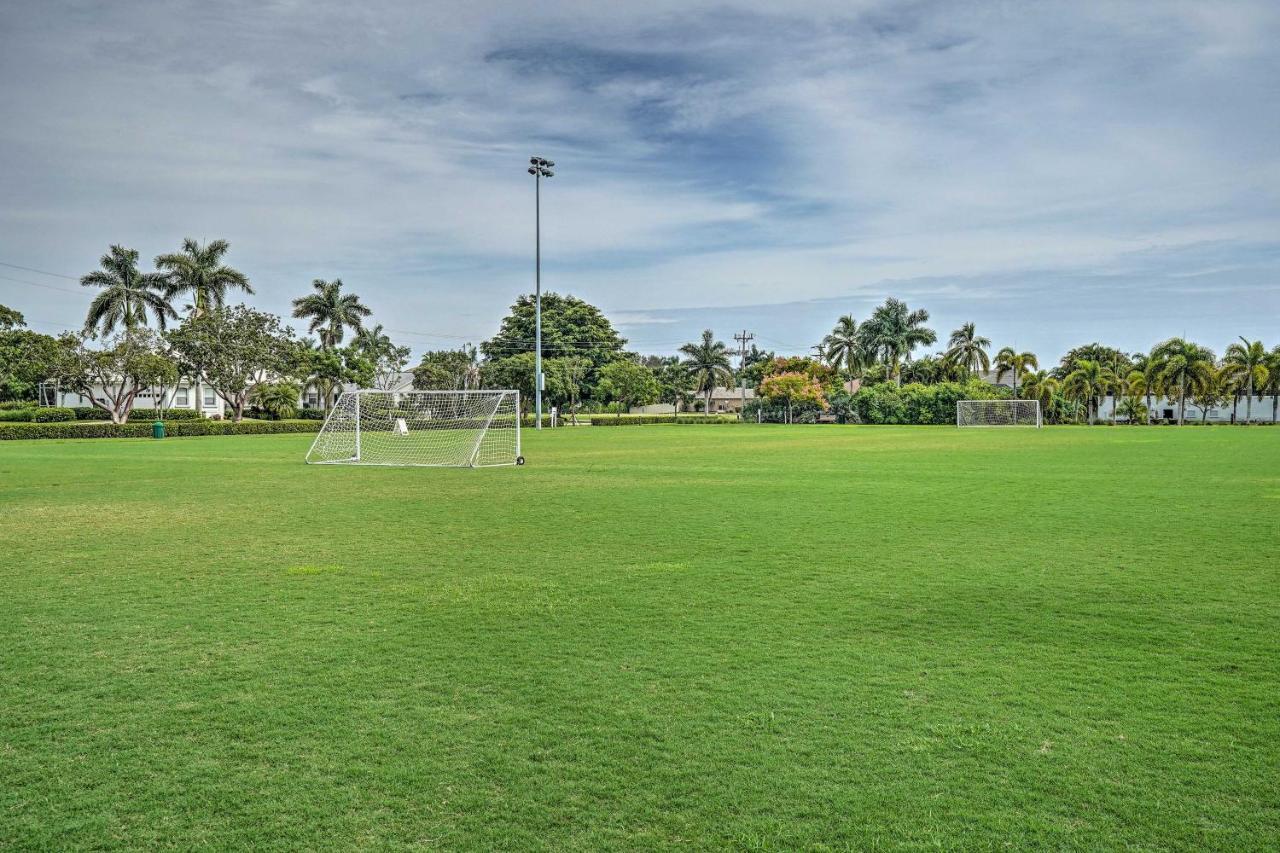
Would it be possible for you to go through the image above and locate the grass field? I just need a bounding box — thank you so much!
[2,426,1278,849]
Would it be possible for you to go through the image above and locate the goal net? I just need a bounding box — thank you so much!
[956,399,1041,428]
[306,390,523,467]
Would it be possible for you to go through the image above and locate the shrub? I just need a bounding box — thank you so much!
[0,400,35,410]
[296,407,326,420]
[32,406,75,423]
[0,419,321,440]
[0,408,35,422]
[70,406,204,421]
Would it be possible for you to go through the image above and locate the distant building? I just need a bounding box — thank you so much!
[631,386,756,415]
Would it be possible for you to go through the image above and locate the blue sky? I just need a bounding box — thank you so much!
[1,0,1277,362]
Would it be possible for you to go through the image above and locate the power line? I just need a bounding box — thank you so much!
[0,260,80,280]
[0,272,84,296]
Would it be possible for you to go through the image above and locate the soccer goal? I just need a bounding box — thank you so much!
[956,399,1042,428]
[305,390,524,467]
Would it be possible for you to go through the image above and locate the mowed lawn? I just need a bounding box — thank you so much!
[2,426,1278,850]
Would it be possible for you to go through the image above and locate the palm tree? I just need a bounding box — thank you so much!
[857,298,937,386]
[1128,353,1159,424]
[292,278,371,349]
[80,245,175,337]
[1062,359,1116,425]
[944,322,991,376]
[1266,346,1280,424]
[1223,338,1269,424]
[821,315,865,386]
[154,238,252,315]
[994,348,1037,397]
[679,330,734,415]
[1019,370,1059,422]
[354,323,394,358]
[1151,338,1216,426]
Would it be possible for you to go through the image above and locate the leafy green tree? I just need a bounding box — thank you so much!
[900,354,964,385]
[994,348,1037,397]
[167,306,297,422]
[596,359,659,417]
[739,344,776,388]
[679,329,734,414]
[154,238,252,315]
[1152,338,1216,426]
[414,347,480,391]
[545,356,591,422]
[759,371,827,424]
[1191,366,1230,423]
[655,358,696,419]
[0,326,61,402]
[479,353,537,408]
[54,330,177,423]
[1062,359,1116,425]
[290,343,375,411]
[822,315,867,383]
[481,292,626,373]
[1053,344,1132,380]
[291,278,371,349]
[944,322,991,375]
[1223,338,1269,423]
[80,245,175,337]
[857,298,936,386]
[250,381,302,420]
[0,304,24,330]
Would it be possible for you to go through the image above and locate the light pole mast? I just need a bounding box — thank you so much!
[734,329,754,419]
[528,156,554,430]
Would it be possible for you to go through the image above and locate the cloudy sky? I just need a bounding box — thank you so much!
[1,0,1277,361]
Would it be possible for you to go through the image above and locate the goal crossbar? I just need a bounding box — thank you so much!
[956,399,1042,428]
[305,389,523,467]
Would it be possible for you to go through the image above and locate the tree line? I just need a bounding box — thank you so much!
[1,241,1275,425]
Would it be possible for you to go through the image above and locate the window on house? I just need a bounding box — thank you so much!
[203,388,216,407]
[174,388,189,407]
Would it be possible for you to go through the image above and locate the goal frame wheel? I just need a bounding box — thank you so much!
[515,456,526,466]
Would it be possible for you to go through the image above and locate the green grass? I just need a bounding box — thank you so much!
[2,426,1278,849]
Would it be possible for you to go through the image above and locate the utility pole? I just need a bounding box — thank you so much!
[734,329,754,420]
[527,156,555,429]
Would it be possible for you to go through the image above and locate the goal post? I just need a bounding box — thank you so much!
[305,390,524,467]
[956,399,1042,428]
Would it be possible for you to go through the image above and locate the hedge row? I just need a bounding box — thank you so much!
[0,406,77,423]
[591,414,740,426]
[0,419,322,440]
[69,406,206,421]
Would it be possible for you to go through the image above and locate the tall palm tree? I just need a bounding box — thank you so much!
[1128,353,1159,424]
[1063,359,1116,425]
[994,348,1037,397]
[679,329,734,415]
[1151,338,1216,426]
[857,298,937,386]
[155,238,252,315]
[1126,368,1154,425]
[821,315,865,386]
[1223,338,1269,423]
[80,245,175,337]
[1019,369,1059,422]
[291,278,371,349]
[943,322,991,376]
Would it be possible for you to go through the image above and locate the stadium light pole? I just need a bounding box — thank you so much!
[527,156,554,429]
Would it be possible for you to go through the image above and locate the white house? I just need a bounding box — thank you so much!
[631,386,756,415]
[1096,393,1279,424]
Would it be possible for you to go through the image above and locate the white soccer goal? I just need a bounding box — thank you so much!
[956,399,1042,428]
[306,390,523,467]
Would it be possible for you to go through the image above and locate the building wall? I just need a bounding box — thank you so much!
[1096,394,1279,423]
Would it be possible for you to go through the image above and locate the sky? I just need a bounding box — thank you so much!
[1,0,1277,363]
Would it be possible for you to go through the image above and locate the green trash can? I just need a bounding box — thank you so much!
[152,419,165,439]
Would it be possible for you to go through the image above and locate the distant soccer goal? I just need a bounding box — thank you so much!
[956,399,1041,428]
[306,390,523,467]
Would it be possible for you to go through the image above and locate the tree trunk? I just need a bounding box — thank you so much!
[1178,390,1186,426]
[1245,381,1253,423]
[1232,393,1239,424]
